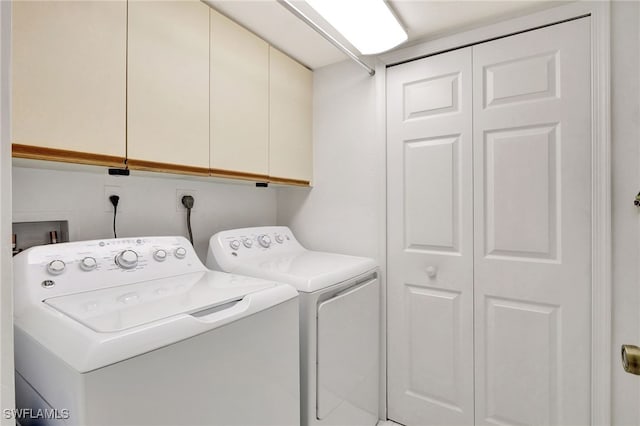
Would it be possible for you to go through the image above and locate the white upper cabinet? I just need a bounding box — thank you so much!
[269,47,313,184]
[12,0,126,163]
[210,9,269,178]
[127,0,210,171]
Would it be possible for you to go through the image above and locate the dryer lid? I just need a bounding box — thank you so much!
[231,251,377,293]
[44,270,276,333]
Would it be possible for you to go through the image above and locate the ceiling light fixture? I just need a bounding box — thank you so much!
[305,0,407,55]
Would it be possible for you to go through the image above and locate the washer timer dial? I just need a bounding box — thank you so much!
[115,250,138,269]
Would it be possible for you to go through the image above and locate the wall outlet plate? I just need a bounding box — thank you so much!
[176,189,198,212]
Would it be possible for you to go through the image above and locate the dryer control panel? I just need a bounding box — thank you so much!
[207,226,305,271]
[13,236,205,311]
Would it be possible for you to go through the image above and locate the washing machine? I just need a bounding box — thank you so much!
[13,236,300,426]
[207,226,380,426]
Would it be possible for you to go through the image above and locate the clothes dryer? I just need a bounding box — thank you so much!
[208,226,379,426]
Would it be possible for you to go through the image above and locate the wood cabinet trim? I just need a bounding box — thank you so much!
[210,168,270,182]
[268,176,310,187]
[12,144,126,168]
[126,159,210,176]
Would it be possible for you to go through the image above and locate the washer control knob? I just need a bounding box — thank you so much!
[174,247,187,259]
[115,250,138,269]
[80,257,98,271]
[257,234,271,248]
[242,238,253,248]
[229,240,241,251]
[153,249,168,262]
[47,260,66,275]
[275,234,284,244]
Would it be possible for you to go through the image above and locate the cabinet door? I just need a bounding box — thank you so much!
[269,47,312,184]
[127,0,209,172]
[210,9,269,178]
[12,0,126,166]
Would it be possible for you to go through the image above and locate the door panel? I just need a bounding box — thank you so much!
[473,18,591,426]
[387,47,474,426]
[317,279,379,421]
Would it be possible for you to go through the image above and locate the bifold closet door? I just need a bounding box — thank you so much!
[387,17,591,426]
[473,18,591,425]
[386,48,474,426]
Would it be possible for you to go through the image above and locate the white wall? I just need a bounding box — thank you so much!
[12,165,277,262]
[278,3,640,424]
[276,59,383,262]
[275,58,387,417]
[0,0,14,421]
[611,1,640,424]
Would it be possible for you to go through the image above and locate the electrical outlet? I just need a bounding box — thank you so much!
[176,189,198,212]
[104,185,122,213]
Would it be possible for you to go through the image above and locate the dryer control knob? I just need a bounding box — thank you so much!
[153,249,167,262]
[174,247,187,259]
[257,234,271,248]
[275,234,284,244]
[229,240,241,251]
[115,250,138,269]
[47,259,66,275]
[80,257,97,271]
[242,238,253,248]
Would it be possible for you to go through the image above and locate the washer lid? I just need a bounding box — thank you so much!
[231,251,377,293]
[44,270,275,333]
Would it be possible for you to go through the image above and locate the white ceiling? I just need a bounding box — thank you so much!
[204,0,567,70]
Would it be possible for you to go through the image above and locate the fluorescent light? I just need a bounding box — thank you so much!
[305,0,407,55]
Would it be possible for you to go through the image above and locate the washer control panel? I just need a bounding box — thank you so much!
[13,236,205,306]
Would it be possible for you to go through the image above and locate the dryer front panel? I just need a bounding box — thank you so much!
[316,277,380,421]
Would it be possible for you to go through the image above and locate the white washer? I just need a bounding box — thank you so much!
[207,226,379,426]
[14,236,300,426]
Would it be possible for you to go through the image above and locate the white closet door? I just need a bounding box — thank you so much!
[387,48,474,426]
[473,18,591,426]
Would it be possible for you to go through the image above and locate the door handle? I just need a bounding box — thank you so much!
[621,345,640,375]
[425,266,438,278]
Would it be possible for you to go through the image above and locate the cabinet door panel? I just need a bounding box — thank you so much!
[12,0,126,160]
[269,47,312,183]
[210,9,269,177]
[127,0,209,170]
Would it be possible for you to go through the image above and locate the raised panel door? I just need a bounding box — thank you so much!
[473,18,591,426]
[387,47,474,426]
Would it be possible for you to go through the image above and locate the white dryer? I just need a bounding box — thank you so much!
[207,226,380,426]
[14,236,300,426]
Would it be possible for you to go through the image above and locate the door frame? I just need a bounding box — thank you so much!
[377,1,612,423]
